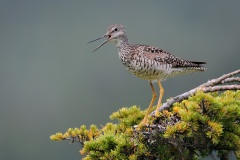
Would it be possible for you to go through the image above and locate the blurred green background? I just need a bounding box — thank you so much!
[0,0,239,159]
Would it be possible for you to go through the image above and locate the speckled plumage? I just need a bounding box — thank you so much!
[88,24,206,127]
[106,24,206,81]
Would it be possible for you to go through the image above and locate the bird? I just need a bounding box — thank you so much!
[88,24,206,127]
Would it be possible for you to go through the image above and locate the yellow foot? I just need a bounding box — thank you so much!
[136,118,149,130]
[154,103,162,118]
[155,110,160,118]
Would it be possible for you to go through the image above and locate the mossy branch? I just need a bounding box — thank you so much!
[50,69,240,160]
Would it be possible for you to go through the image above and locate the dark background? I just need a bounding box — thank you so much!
[0,0,239,159]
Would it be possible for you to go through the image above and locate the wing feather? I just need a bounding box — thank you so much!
[141,45,206,68]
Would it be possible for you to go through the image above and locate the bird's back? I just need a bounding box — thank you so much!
[118,43,206,81]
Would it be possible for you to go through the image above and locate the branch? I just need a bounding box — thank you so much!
[150,69,240,116]
[203,85,240,92]
[203,69,240,87]
[221,77,240,84]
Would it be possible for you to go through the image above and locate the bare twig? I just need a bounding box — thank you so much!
[202,69,240,87]
[203,85,240,92]
[221,77,240,84]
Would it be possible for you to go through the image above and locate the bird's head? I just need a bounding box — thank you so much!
[88,24,126,52]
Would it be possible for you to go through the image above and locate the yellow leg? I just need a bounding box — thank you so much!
[155,80,164,116]
[138,81,157,128]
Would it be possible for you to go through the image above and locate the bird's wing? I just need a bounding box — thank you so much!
[142,45,171,62]
[141,45,206,68]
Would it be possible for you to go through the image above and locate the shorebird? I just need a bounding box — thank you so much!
[88,24,206,127]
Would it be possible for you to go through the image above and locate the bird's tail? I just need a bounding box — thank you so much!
[176,61,207,71]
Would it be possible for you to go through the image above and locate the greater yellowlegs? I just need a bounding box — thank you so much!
[88,24,206,127]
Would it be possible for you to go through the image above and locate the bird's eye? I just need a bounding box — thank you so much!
[114,28,118,31]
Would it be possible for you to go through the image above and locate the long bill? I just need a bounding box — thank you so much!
[88,35,110,53]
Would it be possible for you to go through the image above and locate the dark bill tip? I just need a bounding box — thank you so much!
[88,36,105,43]
[91,39,109,53]
[88,35,110,53]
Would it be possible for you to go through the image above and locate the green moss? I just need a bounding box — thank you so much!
[167,90,240,158]
[51,90,240,159]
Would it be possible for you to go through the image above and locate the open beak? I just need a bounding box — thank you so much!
[88,35,110,53]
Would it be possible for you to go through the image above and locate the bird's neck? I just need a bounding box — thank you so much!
[116,36,130,49]
[116,36,132,59]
